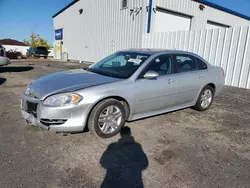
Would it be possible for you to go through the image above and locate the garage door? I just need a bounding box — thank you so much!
[154,8,191,32]
[206,21,229,29]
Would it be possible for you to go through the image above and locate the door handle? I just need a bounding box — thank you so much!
[198,74,204,79]
[168,79,174,84]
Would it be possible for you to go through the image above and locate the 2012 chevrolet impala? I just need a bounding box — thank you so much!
[21,49,225,138]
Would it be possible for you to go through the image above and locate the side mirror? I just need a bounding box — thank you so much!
[143,70,159,79]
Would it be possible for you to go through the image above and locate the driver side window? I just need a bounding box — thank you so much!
[143,54,173,76]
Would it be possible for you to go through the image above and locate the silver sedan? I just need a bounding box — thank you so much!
[21,49,225,138]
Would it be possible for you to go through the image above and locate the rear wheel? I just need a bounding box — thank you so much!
[193,85,214,111]
[88,99,126,138]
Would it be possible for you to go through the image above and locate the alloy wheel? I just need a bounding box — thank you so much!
[200,89,212,109]
[98,105,122,134]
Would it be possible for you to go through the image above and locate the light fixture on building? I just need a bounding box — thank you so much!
[199,4,205,11]
[79,9,83,15]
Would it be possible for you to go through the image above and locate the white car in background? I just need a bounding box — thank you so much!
[0,44,11,66]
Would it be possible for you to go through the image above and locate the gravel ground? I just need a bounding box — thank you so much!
[0,60,249,188]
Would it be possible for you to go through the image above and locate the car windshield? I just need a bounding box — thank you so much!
[88,52,150,79]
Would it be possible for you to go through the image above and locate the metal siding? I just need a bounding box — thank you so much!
[193,30,200,54]
[198,30,206,56]
[152,0,250,31]
[225,28,240,85]
[142,26,250,89]
[54,0,145,62]
[214,28,226,67]
[53,0,250,62]
[240,28,250,88]
[232,27,247,87]
[208,29,218,63]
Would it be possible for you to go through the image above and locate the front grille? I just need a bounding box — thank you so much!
[27,101,38,112]
[40,119,67,126]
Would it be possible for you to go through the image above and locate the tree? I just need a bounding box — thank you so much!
[30,33,38,48]
[37,37,52,49]
[23,39,30,46]
[23,33,52,49]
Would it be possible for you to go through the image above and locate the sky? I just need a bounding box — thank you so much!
[0,0,72,44]
[0,0,250,44]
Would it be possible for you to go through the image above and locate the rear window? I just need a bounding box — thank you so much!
[197,58,208,70]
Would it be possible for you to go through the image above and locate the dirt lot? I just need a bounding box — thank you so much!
[0,60,250,188]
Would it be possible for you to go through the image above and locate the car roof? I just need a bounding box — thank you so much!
[120,48,197,55]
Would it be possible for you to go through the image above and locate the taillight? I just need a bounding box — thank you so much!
[221,67,225,77]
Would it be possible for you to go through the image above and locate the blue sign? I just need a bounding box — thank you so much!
[55,28,63,40]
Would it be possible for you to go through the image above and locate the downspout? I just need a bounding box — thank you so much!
[147,0,153,33]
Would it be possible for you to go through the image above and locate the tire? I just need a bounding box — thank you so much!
[44,56,47,59]
[193,85,214,111]
[88,99,126,138]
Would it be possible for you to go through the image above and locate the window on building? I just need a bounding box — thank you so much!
[206,21,230,29]
[121,0,128,9]
[154,7,192,32]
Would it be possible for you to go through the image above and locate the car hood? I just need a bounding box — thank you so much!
[28,69,120,99]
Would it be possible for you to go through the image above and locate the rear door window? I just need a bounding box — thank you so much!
[174,55,198,73]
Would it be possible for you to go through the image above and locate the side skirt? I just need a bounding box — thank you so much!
[129,102,195,121]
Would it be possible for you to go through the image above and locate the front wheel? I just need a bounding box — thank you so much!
[88,99,126,138]
[193,85,214,111]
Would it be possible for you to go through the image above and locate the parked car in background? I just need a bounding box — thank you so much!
[21,49,225,138]
[26,46,49,58]
[0,44,11,66]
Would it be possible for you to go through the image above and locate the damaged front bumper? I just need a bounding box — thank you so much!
[21,109,50,130]
[21,94,90,133]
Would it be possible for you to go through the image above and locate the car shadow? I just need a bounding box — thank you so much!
[0,66,34,73]
[100,127,148,188]
[0,77,6,85]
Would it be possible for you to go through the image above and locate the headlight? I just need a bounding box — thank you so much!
[43,93,83,107]
[24,86,31,96]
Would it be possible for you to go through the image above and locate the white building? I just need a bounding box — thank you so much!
[53,0,250,62]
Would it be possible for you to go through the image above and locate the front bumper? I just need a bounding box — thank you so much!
[21,94,91,133]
